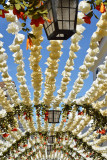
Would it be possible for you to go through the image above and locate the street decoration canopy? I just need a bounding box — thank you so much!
[0,0,107,160]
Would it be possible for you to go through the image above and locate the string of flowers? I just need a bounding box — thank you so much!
[92,93,107,112]
[55,135,86,159]
[0,1,107,159]
[6,11,32,107]
[27,116,36,133]
[65,10,107,105]
[87,134,107,146]
[43,40,63,132]
[15,141,37,159]
[54,108,106,158]
[0,87,36,147]
[62,106,77,132]
[92,145,107,154]
[0,87,13,113]
[35,109,43,132]
[11,144,40,160]
[55,116,65,132]
[76,56,107,113]
[78,124,96,139]
[62,102,107,128]
[17,150,36,160]
[43,40,63,107]
[0,34,20,106]
[1,126,32,155]
[29,24,43,105]
[0,91,38,158]
[0,126,29,157]
[0,87,24,146]
[72,147,91,160]
[72,116,91,135]
[0,132,37,158]
[0,37,26,134]
[28,24,44,132]
[0,130,104,159]
[19,115,32,133]
[1,130,105,159]
[54,145,86,160]
[67,113,83,133]
[54,132,105,159]
[4,9,36,137]
[64,146,87,160]
[83,130,102,143]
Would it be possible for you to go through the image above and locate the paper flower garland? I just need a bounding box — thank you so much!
[43,40,63,107]
[65,10,107,105]
[0,1,107,159]
[29,24,43,106]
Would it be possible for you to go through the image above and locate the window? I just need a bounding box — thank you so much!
[96,68,99,75]
[96,68,100,78]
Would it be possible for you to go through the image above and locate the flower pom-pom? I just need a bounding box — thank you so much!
[78,1,91,13]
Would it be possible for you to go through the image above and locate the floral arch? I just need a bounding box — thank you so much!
[0,0,107,160]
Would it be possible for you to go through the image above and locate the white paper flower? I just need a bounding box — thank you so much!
[78,70,89,79]
[47,45,62,52]
[3,75,11,83]
[64,66,74,72]
[97,19,107,29]
[78,1,91,13]
[14,33,25,44]
[84,61,94,68]
[85,55,98,63]
[9,44,20,52]
[6,21,22,34]
[79,65,87,72]
[70,43,80,52]
[13,49,23,60]
[71,33,83,43]
[0,48,5,53]
[90,42,98,49]
[76,25,86,34]
[77,12,85,24]
[0,41,4,48]
[91,32,101,42]
[96,27,107,37]
[50,51,62,59]
[0,109,7,118]
[5,10,16,22]
[0,33,3,38]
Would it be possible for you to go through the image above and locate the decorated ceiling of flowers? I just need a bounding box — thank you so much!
[0,0,107,160]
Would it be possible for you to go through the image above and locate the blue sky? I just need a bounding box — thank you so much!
[0,6,101,106]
